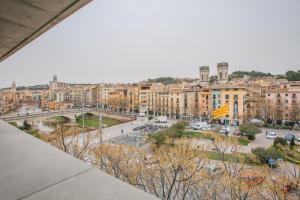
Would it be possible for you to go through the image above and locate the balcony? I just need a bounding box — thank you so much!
[0,120,156,200]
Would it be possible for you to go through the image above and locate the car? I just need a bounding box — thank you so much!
[219,126,230,134]
[266,132,277,139]
[185,125,193,129]
[155,116,167,123]
[284,133,296,141]
[268,159,276,168]
[297,137,300,142]
[204,164,222,174]
[202,126,212,131]
[192,122,211,130]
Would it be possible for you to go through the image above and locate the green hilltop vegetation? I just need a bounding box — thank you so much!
[147,77,179,85]
[286,70,300,81]
[147,77,196,85]
[1,84,49,91]
[231,70,300,81]
[230,71,273,78]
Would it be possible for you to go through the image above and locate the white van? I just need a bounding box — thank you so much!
[155,116,167,123]
[192,122,211,130]
[139,112,146,117]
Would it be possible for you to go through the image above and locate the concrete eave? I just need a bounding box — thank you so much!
[0,0,92,62]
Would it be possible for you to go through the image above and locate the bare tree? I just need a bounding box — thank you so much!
[290,100,300,122]
[44,122,95,160]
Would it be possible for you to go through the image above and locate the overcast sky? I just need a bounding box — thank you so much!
[0,0,300,87]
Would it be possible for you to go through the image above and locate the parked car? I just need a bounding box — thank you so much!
[266,132,277,139]
[186,125,193,129]
[154,116,167,123]
[268,159,276,168]
[219,126,230,134]
[297,137,300,142]
[284,133,296,141]
[202,127,212,131]
[204,163,222,174]
[192,122,211,130]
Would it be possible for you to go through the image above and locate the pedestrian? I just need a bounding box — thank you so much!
[265,130,267,136]
[121,129,124,135]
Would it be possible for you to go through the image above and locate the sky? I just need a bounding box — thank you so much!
[0,0,300,87]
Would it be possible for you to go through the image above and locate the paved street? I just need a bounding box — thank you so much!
[240,128,300,153]
[78,117,177,145]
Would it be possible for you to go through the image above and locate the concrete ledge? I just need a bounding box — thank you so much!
[0,121,157,200]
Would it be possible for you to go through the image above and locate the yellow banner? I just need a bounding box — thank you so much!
[213,104,229,119]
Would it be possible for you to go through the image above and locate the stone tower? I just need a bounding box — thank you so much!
[217,62,229,83]
[11,80,16,91]
[53,74,58,82]
[199,66,210,85]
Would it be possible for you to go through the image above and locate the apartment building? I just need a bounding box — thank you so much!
[211,84,246,125]
[265,81,300,121]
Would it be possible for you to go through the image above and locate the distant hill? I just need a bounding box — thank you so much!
[230,71,273,78]
[1,84,49,91]
[147,77,180,85]
[15,84,49,91]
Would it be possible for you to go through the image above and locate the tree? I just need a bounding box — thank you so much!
[147,77,179,85]
[273,137,287,147]
[290,100,300,122]
[274,101,284,124]
[45,121,95,160]
[91,133,300,199]
[23,120,31,130]
[93,141,207,200]
[290,138,295,150]
[231,71,273,78]
[286,70,300,81]
[255,99,276,125]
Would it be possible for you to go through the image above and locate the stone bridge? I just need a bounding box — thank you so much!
[0,109,135,122]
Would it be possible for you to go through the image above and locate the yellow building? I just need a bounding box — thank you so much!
[211,84,246,125]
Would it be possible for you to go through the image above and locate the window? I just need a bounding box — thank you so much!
[225,94,229,99]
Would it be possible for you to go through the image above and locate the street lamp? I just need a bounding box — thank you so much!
[81,90,85,129]
[98,104,103,145]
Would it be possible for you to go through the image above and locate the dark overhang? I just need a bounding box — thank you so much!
[0,0,91,62]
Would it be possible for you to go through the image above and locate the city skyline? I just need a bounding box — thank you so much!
[1,0,300,87]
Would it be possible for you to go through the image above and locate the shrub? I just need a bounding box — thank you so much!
[252,147,268,163]
[290,138,295,150]
[252,147,283,164]
[148,116,153,120]
[246,133,256,140]
[239,124,261,135]
[172,121,188,131]
[273,137,287,147]
[149,133,167,147]
[23,120,31,130]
